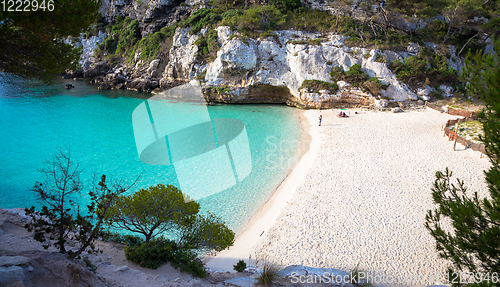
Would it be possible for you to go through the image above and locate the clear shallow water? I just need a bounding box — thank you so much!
[0,77,303,231]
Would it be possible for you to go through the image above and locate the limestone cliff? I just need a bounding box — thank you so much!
[73,0,481,109]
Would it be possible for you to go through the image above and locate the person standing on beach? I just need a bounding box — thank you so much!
[319,114,322,126]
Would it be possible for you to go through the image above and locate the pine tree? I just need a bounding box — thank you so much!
[425,38,500,286]
[0,0,101,82]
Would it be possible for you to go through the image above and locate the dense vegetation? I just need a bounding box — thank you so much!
[389,49,458,90]
[426,37,500,286]
[90,0,498,97]
[103,184,234,276]
[97,16,176,64]
[25,149,234,277]
[0,0,101,82]
[125,238,208,277]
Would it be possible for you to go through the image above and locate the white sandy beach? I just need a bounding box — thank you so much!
[208,107,491,286]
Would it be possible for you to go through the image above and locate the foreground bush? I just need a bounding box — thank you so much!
[125,238,207,277]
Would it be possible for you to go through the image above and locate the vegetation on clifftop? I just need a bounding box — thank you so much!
[91,0,498,100]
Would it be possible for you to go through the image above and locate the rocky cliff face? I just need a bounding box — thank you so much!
[100,0,206,36]
[201,27,420,108]
[75,0,468,109]
[81,25,463,108]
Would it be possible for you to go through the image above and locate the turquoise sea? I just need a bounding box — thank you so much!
[0,77,303,231]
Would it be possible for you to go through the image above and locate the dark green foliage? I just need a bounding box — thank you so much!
[343,64,369,87]
[330,64,369,87]
[100,17,141,57]
[233,259,247,272]
[24,148,134,259]
[179,212,235,253]
[330,65,385,93]
[180,8,222,34]
[299,79,338,93]
[221,5,286,34]
[132,25,176,61]
[386,0,444,17]
[269,0,303,13]
[195,28,220,62]
[330,66,344,82]
[104,184,200,243]
[389,51,457,89]
[221,9,243,20]
[0,0,101,82]
[104,183,235,253]
[387,0,498,50]
[419,19,486,54]
[125,238,207,277]
[100,231,144,247]
[426,38,500,286]
[287,38,321,45]
[390,56,428,80]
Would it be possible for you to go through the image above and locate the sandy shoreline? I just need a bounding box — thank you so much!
[206,109,321,271]
[209,107,491,286]
[251,107,491,285]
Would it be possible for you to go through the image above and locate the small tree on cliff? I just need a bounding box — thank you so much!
[24,147,136,258]
[425,38,500,285]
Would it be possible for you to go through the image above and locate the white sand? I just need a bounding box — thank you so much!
[211,107,491,286]
[206,110,322,271]
[251,108,491,286]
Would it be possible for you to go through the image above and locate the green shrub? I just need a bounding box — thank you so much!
[344,64,369,86]
[330,66,344,82]
[180,8,222,34]
[330,64,370,87]
[101,231,144,247]
[269,0,303,13]
[222,5,286,33]
[233,259,247,272]
[374,54,387,63]
[390,56,428,80]
[299,79,338,93]
[195,28,220,62]
[125,238,207,277]
[363,77,383,95]
[389,51,458,88]
[221,9,243,20]
[97,17,141,58]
